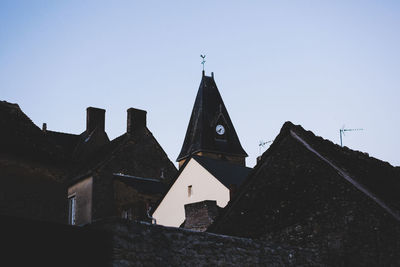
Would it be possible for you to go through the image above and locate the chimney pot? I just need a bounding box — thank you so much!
[42,123,47,132]
[86,107,106,133]
[127,108,147,134]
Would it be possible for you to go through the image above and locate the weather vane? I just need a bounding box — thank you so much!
[200,54,206,71]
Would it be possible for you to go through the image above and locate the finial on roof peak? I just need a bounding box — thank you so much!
[200,54,206,72]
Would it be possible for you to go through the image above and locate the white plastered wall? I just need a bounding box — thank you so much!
[153,158,230,227]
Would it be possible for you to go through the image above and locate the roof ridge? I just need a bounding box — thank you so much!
[290,130,400,222]
[46,130,79,136]
[113,173,161,182]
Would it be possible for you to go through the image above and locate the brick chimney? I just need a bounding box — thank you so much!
[86,107,105,132]
[127,108,147,134]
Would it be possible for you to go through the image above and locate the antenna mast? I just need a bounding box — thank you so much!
[259,140,273,155]
[339,127,363,147]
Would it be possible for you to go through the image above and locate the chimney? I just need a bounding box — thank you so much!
[42,123,47,133]
[183,200,219,232]
[86,107,105,133]
[127,108,147,134]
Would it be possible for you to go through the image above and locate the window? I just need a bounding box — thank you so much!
[121,208,132,220]
[68,195,76,225]
[188,185,193,197]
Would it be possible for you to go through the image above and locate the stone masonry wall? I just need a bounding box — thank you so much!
[90,218,322,266]
[183,200,219,231]
[1,214,321,266]
[0,157,67,223]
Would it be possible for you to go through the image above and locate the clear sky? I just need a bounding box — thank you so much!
[1,0,399,167]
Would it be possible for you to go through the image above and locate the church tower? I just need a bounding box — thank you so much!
[177,71,248,168]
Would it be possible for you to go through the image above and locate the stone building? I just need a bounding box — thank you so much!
[210,121,400,266]
[153,155,251,227]
[67,107,177,225]
[2,72,400,265]
[0,101,177,225]
[153,71,252,228]
[0,101,67,223]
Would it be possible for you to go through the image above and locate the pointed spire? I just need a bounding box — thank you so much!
[177,72,248,166]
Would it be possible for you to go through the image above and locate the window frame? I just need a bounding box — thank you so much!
[68,194,76,225]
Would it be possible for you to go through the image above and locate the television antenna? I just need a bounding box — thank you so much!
[200,54,206,71]
[339,126,363,147]
[259,140,273,155]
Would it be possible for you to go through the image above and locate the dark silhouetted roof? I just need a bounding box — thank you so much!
[113,173,167,194]
[177,73,248,161]
[71,128,110,162]
[45,130,80,157]
[70,129,177,185]
[192,155,251,188]
[0,101,66,163]
[210,122,400,240]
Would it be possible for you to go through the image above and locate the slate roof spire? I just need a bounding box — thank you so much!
[177,72,248,166]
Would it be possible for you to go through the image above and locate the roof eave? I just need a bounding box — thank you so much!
[176,149,248,162]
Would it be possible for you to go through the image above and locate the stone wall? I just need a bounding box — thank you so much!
[1,214,111,267]
[92,171,116,221]
[90,218,321,266]
[1,214,320,266]
[0,157,67,223]
[183,200,219,231]
[210,124,400,266]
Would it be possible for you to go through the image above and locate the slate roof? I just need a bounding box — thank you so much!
[70,129,177,185]
[45,130,80,157]
[0,100,177,185]
[192,155,251,188]
[113,173,167,195]
[209,121,400,238]
[71,128,110,162]
[0,101,66,163]
[177,73,248,161]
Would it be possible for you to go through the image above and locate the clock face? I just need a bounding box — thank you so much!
[216,124,225,135]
